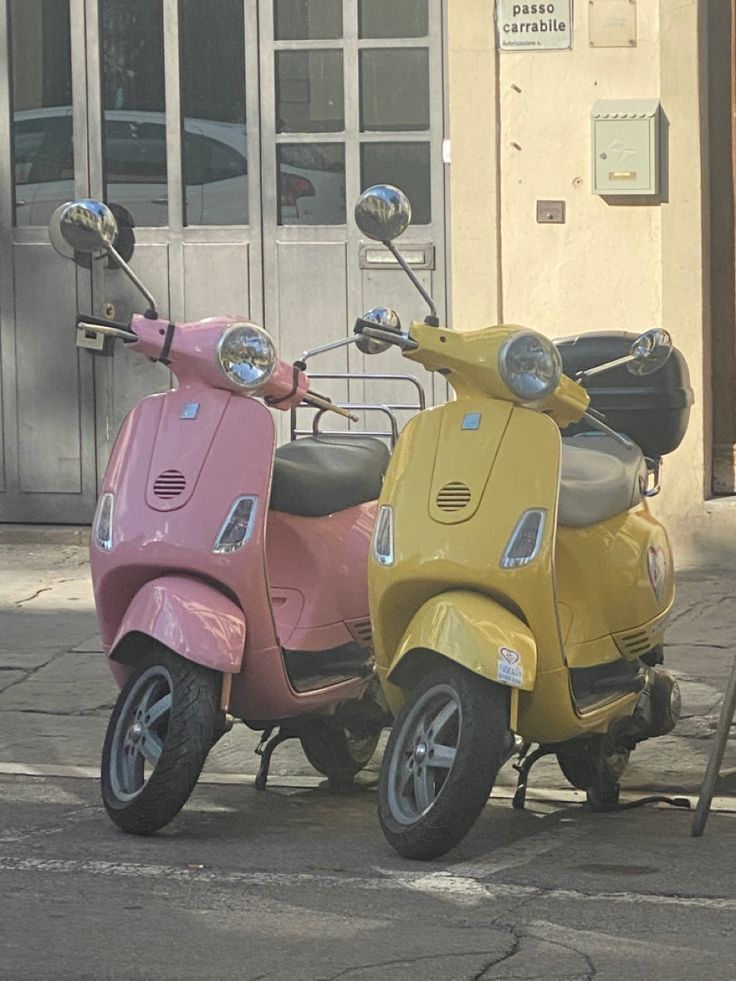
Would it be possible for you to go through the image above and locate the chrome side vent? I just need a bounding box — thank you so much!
[153,469,187,500]
[436,481,472,512]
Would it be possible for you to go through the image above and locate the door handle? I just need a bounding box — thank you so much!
[151,196,168,204]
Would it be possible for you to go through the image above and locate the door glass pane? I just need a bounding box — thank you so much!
[9,0,74,227]
[101,0,167,227]
[361,143,430,224]
[360,50,429,132]
[277,144,345,225]
[276,51,344,133]
[180,0,248,225]
[275,0,342,40]
[359,0,428,38]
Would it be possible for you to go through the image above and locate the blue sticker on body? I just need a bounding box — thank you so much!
[180,402,200,420]
[462,412,482,430]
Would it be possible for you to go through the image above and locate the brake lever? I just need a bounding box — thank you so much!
[584,406,607,422]
[303,390,359,422]
[355,324,418,351]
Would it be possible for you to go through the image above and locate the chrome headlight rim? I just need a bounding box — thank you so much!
[216,321,278,393]
[498,330,562,402]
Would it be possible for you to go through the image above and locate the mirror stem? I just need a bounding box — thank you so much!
[384,241,438,326]
[107,243,159,319]
[581,411,633,449]
[297,335,358,365]
[577,354,636,383]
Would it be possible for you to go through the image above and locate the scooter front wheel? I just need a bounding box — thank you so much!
[101,644,220,835]
[378,663,510,860]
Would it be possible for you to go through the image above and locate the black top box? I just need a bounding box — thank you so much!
[555,331,694,458]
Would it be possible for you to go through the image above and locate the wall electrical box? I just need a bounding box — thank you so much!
[592,99,661,196]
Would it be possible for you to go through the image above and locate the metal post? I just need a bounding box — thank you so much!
[691,651,736,836]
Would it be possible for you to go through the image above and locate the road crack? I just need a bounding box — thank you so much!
[319,943,515,981]
[13,586,53,607]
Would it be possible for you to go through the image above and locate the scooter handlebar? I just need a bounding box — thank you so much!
[76,315,138,342]
[353,321,418,352]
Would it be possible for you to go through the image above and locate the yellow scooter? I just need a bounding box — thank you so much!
[353,185,693,860]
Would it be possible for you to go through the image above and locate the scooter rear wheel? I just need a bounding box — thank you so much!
[101,644,220,835]
[299,719,381,784]
[378,663,510,860]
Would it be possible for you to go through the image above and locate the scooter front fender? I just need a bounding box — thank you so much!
[384,590,536,711]
[109,576,246,674]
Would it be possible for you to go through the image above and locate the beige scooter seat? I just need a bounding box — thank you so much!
[558,433,648,528]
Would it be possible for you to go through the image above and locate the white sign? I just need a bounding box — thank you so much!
[496,1,573,51]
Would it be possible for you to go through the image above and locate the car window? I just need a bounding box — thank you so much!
[13,115,73,185]
[277,143,345,173]
[183,132,247,185]
[104,119,167,184]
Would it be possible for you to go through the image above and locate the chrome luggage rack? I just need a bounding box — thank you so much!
[290,373,427,449]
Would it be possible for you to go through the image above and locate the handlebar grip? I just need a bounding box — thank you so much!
[354,317,402,337]
[76,314,127,330]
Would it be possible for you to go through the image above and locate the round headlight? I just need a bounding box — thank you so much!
[498,331,562,401]
[217,322,277,391]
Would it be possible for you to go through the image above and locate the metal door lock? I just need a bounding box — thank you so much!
[76,302,117,355]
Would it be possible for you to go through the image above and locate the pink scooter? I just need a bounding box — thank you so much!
[50,200,398,835]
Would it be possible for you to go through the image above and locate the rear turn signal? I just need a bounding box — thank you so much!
[280,172,316,206]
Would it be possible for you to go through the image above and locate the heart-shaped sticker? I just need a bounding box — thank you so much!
[647,544,667,602]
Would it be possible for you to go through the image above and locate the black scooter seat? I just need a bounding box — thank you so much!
[271,434,390,517]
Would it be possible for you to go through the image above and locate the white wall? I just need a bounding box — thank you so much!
[497,3,661,335]
[448,1,731,566]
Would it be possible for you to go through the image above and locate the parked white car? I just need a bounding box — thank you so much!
[14,107,346,227]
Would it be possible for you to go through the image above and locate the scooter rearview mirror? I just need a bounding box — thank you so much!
[49,199,118,258]
[354,184,411,243]
[627,328,673,376]
[354,186,439,327]
[49,199,159,320]
[355,307,402,355]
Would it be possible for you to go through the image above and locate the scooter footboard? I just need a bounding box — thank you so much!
[386,590,537,698]
[109,576,246,674]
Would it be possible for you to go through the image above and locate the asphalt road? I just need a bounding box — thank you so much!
[2,772,735,981]
[2,548,736,979]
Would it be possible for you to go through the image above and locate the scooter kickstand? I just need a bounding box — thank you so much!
[254,727,295,791]
[512,744,553,810]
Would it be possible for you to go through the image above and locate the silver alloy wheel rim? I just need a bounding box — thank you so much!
[386,683,462,826]
[109,664,173,802]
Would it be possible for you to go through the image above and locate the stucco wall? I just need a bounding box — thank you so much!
[448,1,733,566]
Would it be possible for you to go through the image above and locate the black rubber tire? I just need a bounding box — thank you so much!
[300,718,381,783]
[557,736,629,809]
[586,743,629,811]
[378,662,510,860]
[556,742,597,791]
[101,644,220,835]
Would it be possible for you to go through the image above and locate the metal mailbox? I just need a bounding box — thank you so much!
[592,99,661,196]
